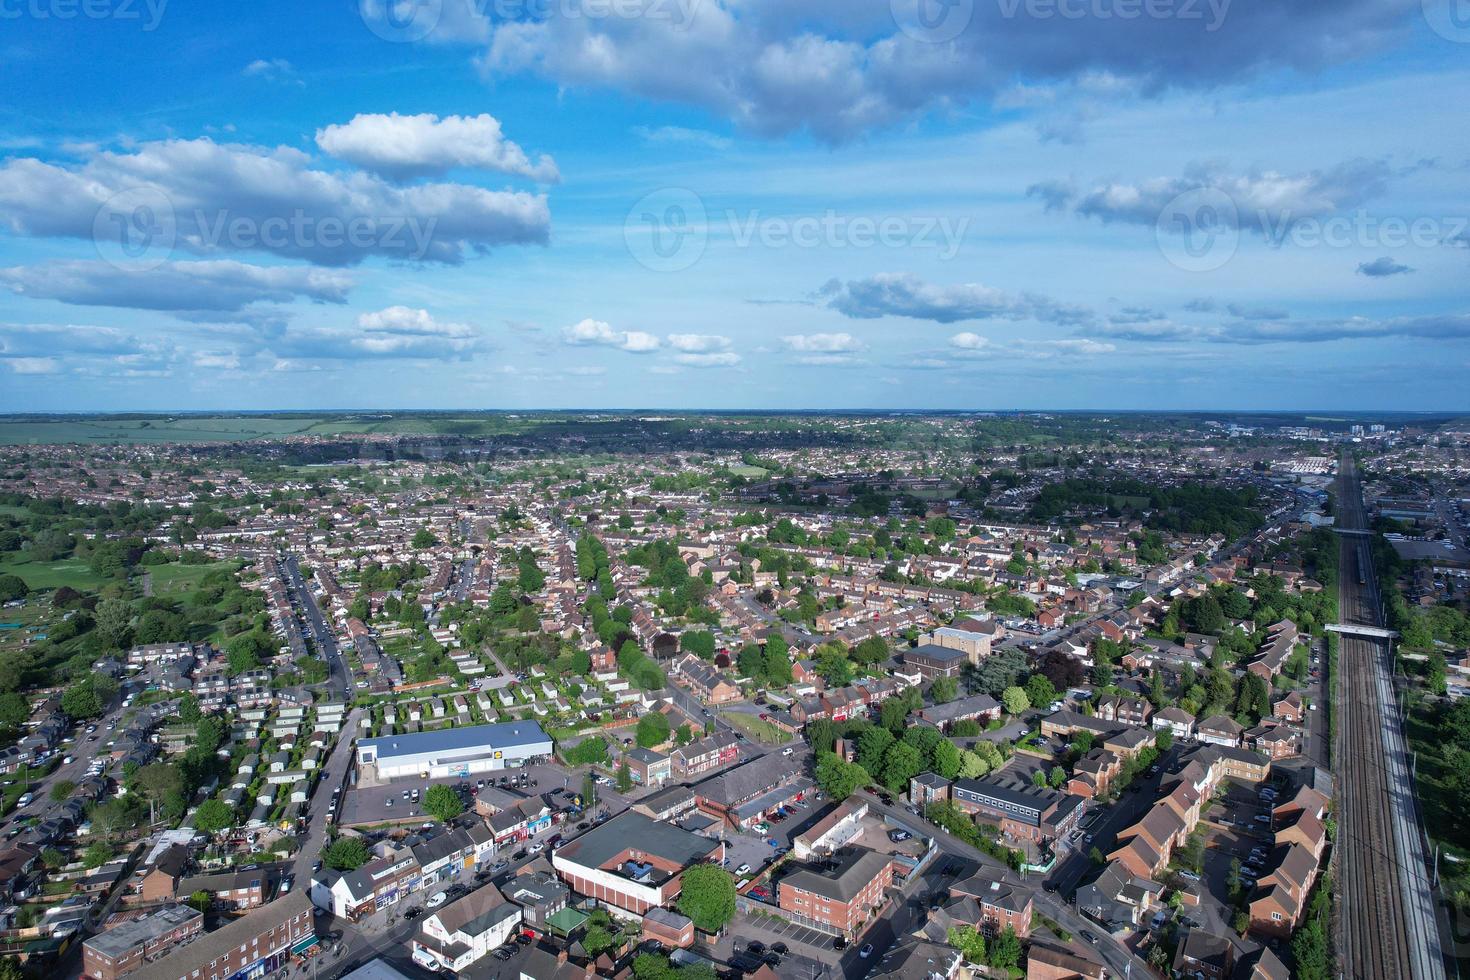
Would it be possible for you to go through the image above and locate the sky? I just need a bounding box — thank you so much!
[0,0,1468,412]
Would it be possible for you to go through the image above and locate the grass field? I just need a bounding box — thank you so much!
[0,555,108,591]
[145,559,244,595]
[723,711,788,745]
[0,413,574,445]
[728,465,770,479]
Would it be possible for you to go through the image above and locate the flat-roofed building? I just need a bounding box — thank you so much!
[356,721,552,780]
[83,905,203,980]
[551,810,724,918]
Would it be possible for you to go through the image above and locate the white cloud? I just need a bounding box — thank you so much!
[243,59,302,85]
[0,260,351,316]
[0,137,550,267]
[471,0,1415,142]
[950,332,991,350]
[315,112,559,183]
[561,318,661,352]
[192,350,241,370]
[667,333,732,352]
[780,332,865,353]
[821,273,1091,325]
[4,356,61,374]
[674,351,741,367]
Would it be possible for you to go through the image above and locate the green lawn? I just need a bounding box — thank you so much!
[0,555,108,591]
[723,711,787,745]
[728,465,769,479]
[145,559,243,595]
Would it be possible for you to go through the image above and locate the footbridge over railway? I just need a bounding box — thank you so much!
[1326,622,1400,640]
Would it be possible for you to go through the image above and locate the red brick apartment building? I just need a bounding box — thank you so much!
[777,848,895,936]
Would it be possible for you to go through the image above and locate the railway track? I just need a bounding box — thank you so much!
[1334,456,1444,979]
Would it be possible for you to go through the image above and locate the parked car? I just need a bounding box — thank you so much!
[427,891,448,908]
[736,864,752,876]
[859,944,874,958]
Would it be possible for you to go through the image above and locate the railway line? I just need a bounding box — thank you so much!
[1334,454,1445,979]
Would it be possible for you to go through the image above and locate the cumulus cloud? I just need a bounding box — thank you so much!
[561,318,661,352]
[0,136,550,267]
[950,332,991,350]
[674,351,742,367]
[781,332,866,353]
[1033,159,1394,235]
[465,0,1418,142]
[1357,256,1414,277]
[0,322,152,357]
[667,333,732,353]
[315,112,559,183]
[820,273,1092,325]
[3,357,61,374]
[243,59,301,85]
[0,260,351,315]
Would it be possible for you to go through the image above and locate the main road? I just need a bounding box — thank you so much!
[1333,453,1444,979]
[284,553,352,701]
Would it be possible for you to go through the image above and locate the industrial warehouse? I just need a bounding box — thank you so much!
[356,721,554,780]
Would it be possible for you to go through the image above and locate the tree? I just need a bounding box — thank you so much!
[616,760,633,793]
[324,836,371,870]
[187,890,211,913]
[856,727,895,775]
[815,753,870,800]
[677,864,736,933]
[933,738,963,780]
[194,798,234,834]
[83,841,114,869]
[929,676,959,704]
[989,926,1021,970]
[423,784,464,822]
[1048,765,1066,788]
[1024,673,1056,710]
[0,574,26,602]
[636,712,672,749]
[61,681,103,720]
[947,925,988,963]
[94,598,132,649]
[881,741,925,793]
[49,779,76,802]
[411,529,437,549]
[1001,686,1030,716]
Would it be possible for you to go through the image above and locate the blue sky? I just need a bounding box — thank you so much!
[1,0,1468,411]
